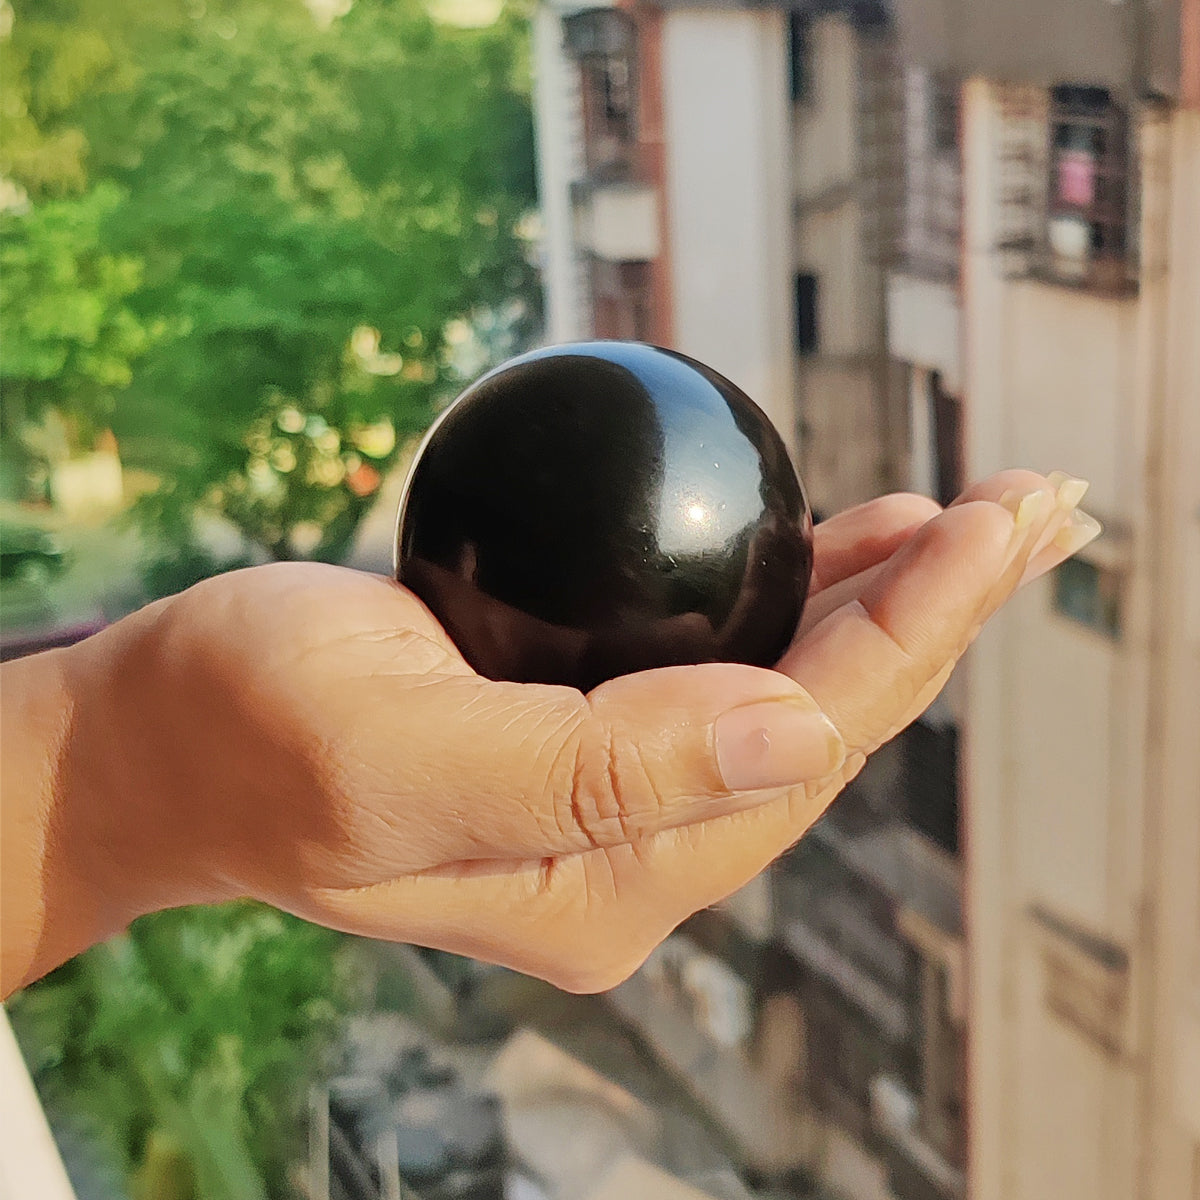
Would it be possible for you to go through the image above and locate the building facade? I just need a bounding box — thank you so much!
[532,2,1200,1198]
[904,8,1200,1200]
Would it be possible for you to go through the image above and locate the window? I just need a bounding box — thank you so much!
[591,259,652,342]
[929,73,959,155]
[582,56,636,155]
[787,12,812,105]
[1044,85,1131,287]
[565,9,638,175]
[896,68,962,279]
[1052,555,1123,639]
[599,57,633,138]
[795,272,819,356]
[803,981,909,1138]
[902,717,960,857]
[917,962,967,1168]
[930,372,964,509]
[908,369,964,512]
[994,83,1137,293]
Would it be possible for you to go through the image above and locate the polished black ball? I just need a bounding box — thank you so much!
[395,341,813,691]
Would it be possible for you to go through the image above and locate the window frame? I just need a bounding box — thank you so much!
[1050,553,1124,641]
[1040,85,1135,292]
[794,271,819,357]
[787,11,813,106]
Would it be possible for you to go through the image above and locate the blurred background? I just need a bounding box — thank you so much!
[1,1,1198,1198]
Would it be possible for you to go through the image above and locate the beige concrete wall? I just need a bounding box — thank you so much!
[1003,282,1139,520]
[791,13,896,512]
[660,8,798,459]
[1004,583,1126,929]
[798,203,873,359]
[960,77,1119,1200]
[796,357,884,516]
[1143,106,1200,1200]
[792,15,858,202]
[532,5,593,343]
[964,81,1200,1200]
[888,273,962,395]
[794,16,874,358]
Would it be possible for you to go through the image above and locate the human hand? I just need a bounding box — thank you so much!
[43,469,1098,993]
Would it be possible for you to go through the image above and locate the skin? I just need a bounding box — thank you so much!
[1,470,1094,1000]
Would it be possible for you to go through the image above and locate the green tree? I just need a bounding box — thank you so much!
[0,183,161,499]
[101,0,537,562]
[0,0,296,199]
[4,0,539,562]
[8,903,350,1200]
[2,10,538,1196]
[0,183,158,431]
[0,0,125,199]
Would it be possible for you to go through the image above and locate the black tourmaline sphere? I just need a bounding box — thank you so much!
[395,341,813,691]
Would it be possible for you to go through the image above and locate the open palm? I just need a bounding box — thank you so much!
[87,469,1091,992]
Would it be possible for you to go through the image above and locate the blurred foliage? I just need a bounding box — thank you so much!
[139,542,255,602]
[2,0,539,561]
[8,902,352,1200]
[0,184,162,436]
[3,6,537,1193]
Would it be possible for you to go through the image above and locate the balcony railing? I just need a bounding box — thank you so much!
[859,58,963,282]
[995,83,1142,296]
[898,70,962,281]
[570,178,660,263]
[871,1075,967,1200]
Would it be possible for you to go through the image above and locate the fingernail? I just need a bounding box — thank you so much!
[1053,508,1103,555]
[998,488,1055,571]
[715,697,846,792]
[1028,473,1090,560]
[1021,509,1103,585]
[999,487,1054,529]
[1047,471,1090,512]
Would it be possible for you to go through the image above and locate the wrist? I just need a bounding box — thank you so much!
[0,647,76,992]
[51,600,234,944]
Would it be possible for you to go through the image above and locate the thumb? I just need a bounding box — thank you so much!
[386,663,845,862]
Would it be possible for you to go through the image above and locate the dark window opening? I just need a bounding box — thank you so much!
[569,9,638,177]
[795,272,819,356]
[994,82,1137,294]
[929,73,960,155]
[902,717,960,857]
[591,259,653,342]
[806,993,877,1132]
[930,372,964,509]
[1052,555,1123,639]
[600,57,632,133]
[582,56,636,152]
[788,13,812,104]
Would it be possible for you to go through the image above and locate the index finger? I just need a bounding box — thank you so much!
[777,490,1049,757]
[810,492,942,593]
